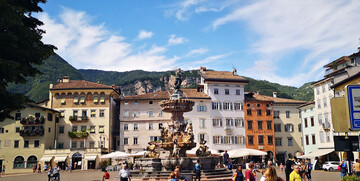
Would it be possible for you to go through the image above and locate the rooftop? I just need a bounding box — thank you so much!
[51,80,114,90]
[120,89,210,101]
[199,67,249,83]
[246,92,307,104]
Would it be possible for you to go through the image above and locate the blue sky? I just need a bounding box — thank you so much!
[38,0,360,87]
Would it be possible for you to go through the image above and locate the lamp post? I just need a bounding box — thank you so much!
[345,132,352,176]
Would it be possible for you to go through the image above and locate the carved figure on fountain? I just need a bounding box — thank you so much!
[196,140,211,157]
[144,141,160,158]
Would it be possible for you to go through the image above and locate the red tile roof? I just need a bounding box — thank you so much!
[246,93,307,104]
[120,89,210,100]
[51,80,113,90]
[199,70,248,83]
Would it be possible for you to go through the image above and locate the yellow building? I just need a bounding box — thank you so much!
[0,104,59,174]
[42,76,121,170]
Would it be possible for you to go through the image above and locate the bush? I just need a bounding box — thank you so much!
[99,160,111,169]
[342,175,360,181]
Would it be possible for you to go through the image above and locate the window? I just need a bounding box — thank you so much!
[48,113,53,121]
[73,110,78,117]
[159,123,163,129]
[234,102,242,110]
[100,96,105,103]
[61,96,66,104]
[286,111,290,118]
[248,121,252,129]
[213,136,222,144]
[90,126,95,133]
[59,126,64,134]
[304,118,308,128]
[24,140,29,148]
[158,111,163,117]
[14,140,19,148]
[124,138,128,145]
[258,135,264,145]
[123,111,129,118]
[99,126,104,133]
[198,105,206,112]
[82,110,87,117]
[149,110,154,117]
[99,110,105,117]
[80,96,85,103]
[214,88,219,95]
[247,109,252,115]
[0,127,4,133]
[287,138,293,146]
[134,101,138,105]
[91,110,96,117]
[124,124,128,131]
[72,141,77,148]
[15,113,21,120]
[236,89,241,95]
[320,132,325,143]
[326,132,331,142]
[266,110,271,116]
[235,119,244,127]
[200,119,205,128]
[316,87,320,95]
[223,102,231,110]
[34,140,40,148]
[317,99,321,109]
[89,141,95,148]
[15,127,20,133]
[318,114,323,125]
[257,121,263,130]
[149,123,153,130]
[73,95,79,103]
[150,136,161,142]
[72,126,78,132]
[322,84,326,93]
[58,143,64,149]
[133,111,139,117]
[80,141,84,148]
[324,113,329,124]
[298,123,301,132]
[149,101,153,104]
[81,126,87,132]
[266,121,272,130]
[93,96,98,103]
[212,102,220,110]
[257,109,262,116]
[225,118,233,127]
[274,124,281,132]
[225,89,230,95]
[312,134,316,144]
[134,124,138,130]
[284,124,294,132]
[133,137,138,145]
[225,136,231,144]
[275,138,282,146]
[323,98,327,107]
[305,135,309,145]
[212,118,222,127]
[268,136,273,144]
[311,117,314,126]
[248,135,254,145]
[199,133,205,142]
[13,156,25,168]
[273,111,280,118]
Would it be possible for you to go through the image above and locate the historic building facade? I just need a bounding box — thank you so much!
[298,101,318,155]
[0,104,59,174]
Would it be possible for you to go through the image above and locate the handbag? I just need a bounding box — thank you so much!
[338,165,341,171]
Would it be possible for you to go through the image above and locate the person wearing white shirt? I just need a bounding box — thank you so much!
[119,165,130,181]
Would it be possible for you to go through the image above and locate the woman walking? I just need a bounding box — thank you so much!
[233,165,244,181]
[299,161,306,181]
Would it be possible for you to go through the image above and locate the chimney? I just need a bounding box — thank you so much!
[232,68,237,76]
[200,66,206,73]
[62,76,70,83]
[49,83,53,89]
[256,90,260,95]
[273,92,277,97]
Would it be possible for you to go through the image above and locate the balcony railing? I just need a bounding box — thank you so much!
[322,122,331,131]
[68,131,89,138]
[20,116,45,125]
[19,126,44,136]
[69,116,89,122]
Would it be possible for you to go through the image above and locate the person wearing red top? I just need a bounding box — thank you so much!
[102,170,110,181]
[245,162,256,181]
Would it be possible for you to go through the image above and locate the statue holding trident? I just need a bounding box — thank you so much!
[171,68,183,99]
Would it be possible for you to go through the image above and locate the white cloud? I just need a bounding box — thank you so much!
[168,34,187,45]
[136,30,153,40]
[187,48,209,56]
[211,0,360,86]
[192,52,232,64]
[39,8,178,71]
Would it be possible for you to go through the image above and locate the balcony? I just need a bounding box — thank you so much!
[20,116,45,125]
[322,122,331,131]
[69,116,89,122]
[19,126,44,136]
[68,131,89,138]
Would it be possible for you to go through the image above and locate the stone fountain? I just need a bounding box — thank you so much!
[133,69,232,180]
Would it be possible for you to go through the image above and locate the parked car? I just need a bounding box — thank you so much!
[322,161,340,171]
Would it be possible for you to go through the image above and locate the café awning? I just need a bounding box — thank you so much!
[54,156,68,162]
[298,149,334,158]
[40,156,54,162]
[84,155,97,161]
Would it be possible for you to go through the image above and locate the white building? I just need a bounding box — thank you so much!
[298,101,318,155]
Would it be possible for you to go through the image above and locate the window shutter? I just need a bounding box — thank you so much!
[197,105,200,112]
[205,134,209,142]
[231,136,235,144]
[220,119,223,127]
[221,136,224,144]
[204,106,207,112]
[231,119,234,126]
[198,134,200,142]
[213,136,216,144]
[240,102,243,110]
[230,102,233,110]
[220,103,222,110]
[213,119,216,126]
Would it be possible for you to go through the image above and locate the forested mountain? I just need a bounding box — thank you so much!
[7,54,314,102]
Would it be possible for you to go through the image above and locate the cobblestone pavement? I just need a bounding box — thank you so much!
[0,168,342,181]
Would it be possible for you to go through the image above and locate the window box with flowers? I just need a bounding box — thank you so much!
[68,131,89,138]
[20,116,45,125]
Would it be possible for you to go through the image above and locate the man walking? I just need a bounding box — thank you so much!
[119,165,130,181]
[223,150,229,168]
[285,158,295,181]
[289,165,301,181]
[194,160,202,181]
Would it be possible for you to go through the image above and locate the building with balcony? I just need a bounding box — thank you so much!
[0,104,59,174]
[298,101,318,155]
[244,92,275,163]
[42,76,120,170]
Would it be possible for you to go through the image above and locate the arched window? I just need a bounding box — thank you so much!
[26,156,38,168]
[13,156,25,168]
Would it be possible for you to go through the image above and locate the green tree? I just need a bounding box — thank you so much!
[0,0,56,120]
